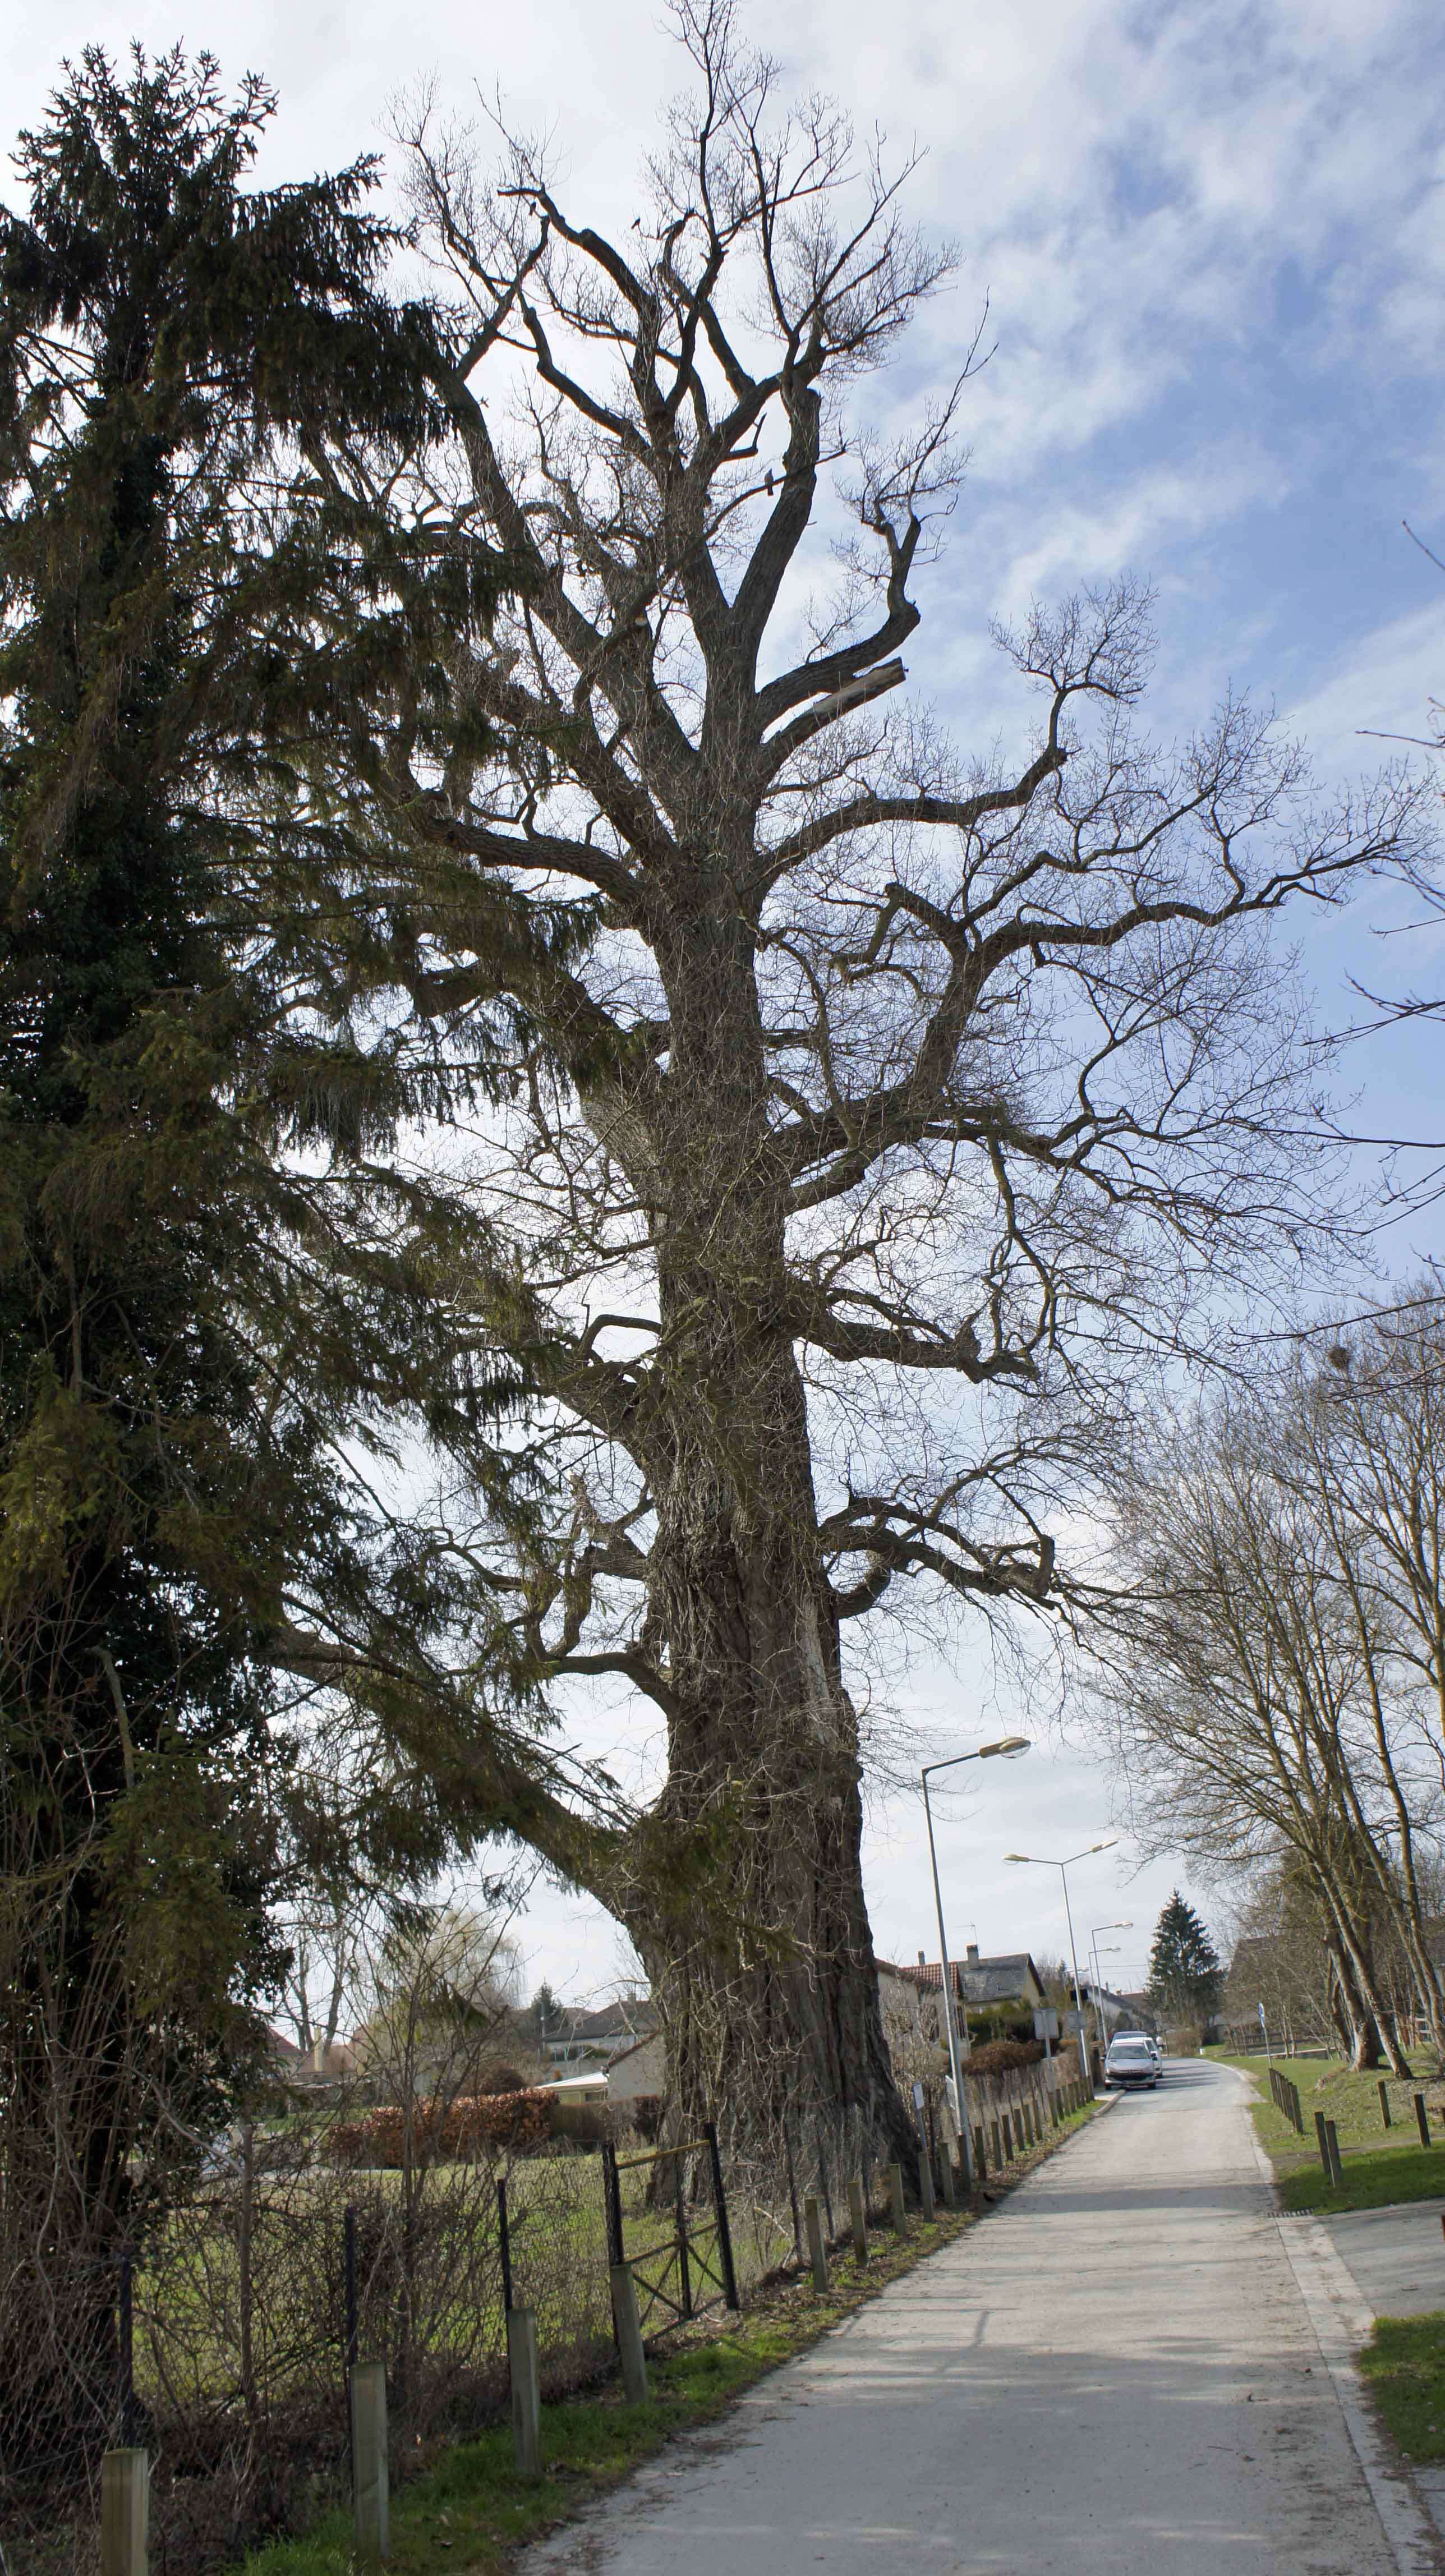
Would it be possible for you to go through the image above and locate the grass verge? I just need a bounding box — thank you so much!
[1360,2312,1445,2462]
[1276,2143,1445,2215]
[1212,2050,1445,2195]
[237,2104,1100,2575]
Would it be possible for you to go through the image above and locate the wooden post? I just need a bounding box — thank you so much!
[1416,2092,1431,2149]
[349,2359,389,2566]
[937,2139,957,2206]
[889,2161,907,2233]
[100,2449,149,2576]
[1314,2110,1333,2178]
[971,2126,986,2183]
[804,2195,829,2291]
[1000,2112,1013,2161]
[848,2174,868,2263]
[918,2139,936,2221]
[507,2305,542,2477]
[991,2116,1004,2168]
[610,2261,649,2404]
[1379,2080,1392,2129]
[1326,2119,1345,2191]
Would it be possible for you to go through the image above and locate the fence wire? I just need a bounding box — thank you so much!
[0,2062,1082,2573]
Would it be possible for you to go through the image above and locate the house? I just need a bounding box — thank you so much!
[1083,1983,1153,2039]
[265,2026,355,2085]
[541,1993,661,2069]
[605,2031,666,2108]
[877,1947,1049,2045]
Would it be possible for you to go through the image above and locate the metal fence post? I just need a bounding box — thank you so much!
[498,2177,513,2315]
[783,2116,803,2263]
[601,2139,624,2269]
[117,2253,135,2448]
[344,2204,359,2375]
[610,2261,649,2404]
[704,2119,740,2311]
[673,2150,693,2322]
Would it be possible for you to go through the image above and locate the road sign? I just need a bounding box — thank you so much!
[912,2079,926,2110]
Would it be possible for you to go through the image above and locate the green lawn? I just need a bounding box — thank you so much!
[1210,2050,1445,2169]
[1277,2143,1445,2215]
[1360,2313,1445,2461]
[1211,2048,1445,2210]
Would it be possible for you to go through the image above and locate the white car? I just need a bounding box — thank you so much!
[1105,2035,1159,2091]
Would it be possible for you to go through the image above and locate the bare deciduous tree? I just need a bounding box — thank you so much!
[288,3,1429,2150]
[1087,1352,1445,2072]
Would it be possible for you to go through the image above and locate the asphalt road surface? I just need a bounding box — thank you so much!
[520,2058,1439,2575]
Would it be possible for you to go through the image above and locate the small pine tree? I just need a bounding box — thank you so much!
[531,1981,562,2043]
[1147,1892,1223,2026]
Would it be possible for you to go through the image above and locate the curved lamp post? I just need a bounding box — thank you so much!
[922,1737,1030,2189]
[1004,1842,1118,2092]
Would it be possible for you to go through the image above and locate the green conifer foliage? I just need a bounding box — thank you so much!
[1146,1890,1224,2027]
[0,49,518,2422]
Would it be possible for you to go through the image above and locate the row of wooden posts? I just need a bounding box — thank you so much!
[92,2075,1094,2573]
[1268,2059,1443,2191]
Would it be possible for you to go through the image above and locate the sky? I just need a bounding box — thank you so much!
[8,0,1444,2009]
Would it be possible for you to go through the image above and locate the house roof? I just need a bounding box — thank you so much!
[880,1953,1045,2005]
[553,1995,660,2044]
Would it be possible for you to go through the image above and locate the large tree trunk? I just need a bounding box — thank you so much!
[613,895,914,2168]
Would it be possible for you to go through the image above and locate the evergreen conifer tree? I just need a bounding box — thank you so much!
[0,45,528,2441]
[1147,1892,1223,2026]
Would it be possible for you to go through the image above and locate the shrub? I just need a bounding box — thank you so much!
[964,2037,1044,2077]
[329,2086,555,2168]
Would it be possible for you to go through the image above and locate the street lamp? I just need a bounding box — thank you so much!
[1090,1921,1133,2063]
[1005,1842,1118,2092]
[922,1737,1030,2191]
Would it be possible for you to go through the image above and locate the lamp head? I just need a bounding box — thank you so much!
[979,1735,1030,1758]
[1004,1853,1032,1864]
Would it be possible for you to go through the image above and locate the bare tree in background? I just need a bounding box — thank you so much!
[1088,1366,1445,2071]
[293,2,1428,2152]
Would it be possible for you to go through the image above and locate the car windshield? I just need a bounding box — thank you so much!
[1110,2040,1151,2056]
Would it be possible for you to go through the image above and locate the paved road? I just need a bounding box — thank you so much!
[521,2058,1438,2575]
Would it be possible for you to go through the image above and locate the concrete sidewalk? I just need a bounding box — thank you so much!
[1319,2197,1445,2322]
[519,2059,1435,2574]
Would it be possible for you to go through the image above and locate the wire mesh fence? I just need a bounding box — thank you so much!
[0,2064,1084,2574]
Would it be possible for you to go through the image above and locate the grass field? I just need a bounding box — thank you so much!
[1212,2049,1445,2212]
[1360,2313,1445,2461]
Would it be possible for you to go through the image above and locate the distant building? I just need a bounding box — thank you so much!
[264,2027,355,2084]
[541,1993,661,2071]
[877,1947,1048,2041]
[605,2031,666,2107]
